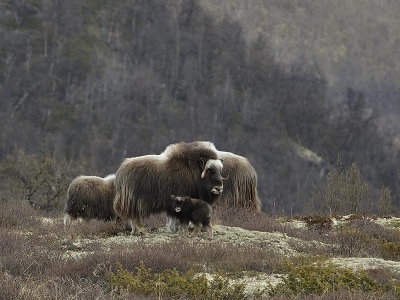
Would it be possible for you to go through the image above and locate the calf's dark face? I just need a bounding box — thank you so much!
[171,196,186,212]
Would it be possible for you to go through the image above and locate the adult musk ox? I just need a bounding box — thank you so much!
[169,195,213,239]
[63,174,116,229]
[218,151,261,211]
[166,141,261,233]
[190,141,261,211]
[113,142,225,234]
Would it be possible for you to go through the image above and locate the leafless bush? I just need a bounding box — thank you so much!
[334,225,371,256]
[0,149,86,210]
[313,160,373,216]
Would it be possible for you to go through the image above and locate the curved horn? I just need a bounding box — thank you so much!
[201,169,207,179]
[222,174,230,180]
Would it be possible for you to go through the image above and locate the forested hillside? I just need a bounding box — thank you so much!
[1,0,399,214]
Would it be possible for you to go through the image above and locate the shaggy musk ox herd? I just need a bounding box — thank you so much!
[64,141,261,238]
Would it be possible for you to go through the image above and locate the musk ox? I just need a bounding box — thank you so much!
[113,142,224,234]
[218,151,261,211]
[166,142,261,232]
[190,141,261,211]
[169,195,213,239]
[63,174,116,229]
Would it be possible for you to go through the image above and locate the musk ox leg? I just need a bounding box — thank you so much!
[204,225,213,240]
[130,218,145,235]
[179,222,189,237]
[129,219,135,235]
[189,223,202,238]
[63,213,73,230]
[166,216,179,233]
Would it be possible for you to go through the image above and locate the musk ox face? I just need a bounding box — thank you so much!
[170,195,188,213]
[199,158,224,196]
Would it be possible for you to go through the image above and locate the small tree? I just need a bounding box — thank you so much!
[0,149,86,210]
[313,158,372,216]
[378,186,393,216]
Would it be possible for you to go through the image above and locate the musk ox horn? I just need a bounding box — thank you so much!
[200,158,224,179]
[222,174,230,180]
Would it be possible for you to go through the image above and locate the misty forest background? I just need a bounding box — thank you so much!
[1,0,400,216]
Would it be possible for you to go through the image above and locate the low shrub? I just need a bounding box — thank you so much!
[213,205,283,232]
[267,257,399,296]
[106,261,247,299]
[335,225,371,256]
[302,216,333,232]
[381,242,400,261]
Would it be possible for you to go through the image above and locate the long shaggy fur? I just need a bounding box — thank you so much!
[191,141,261,212]
[113,142,223,232]
[219,151,261,211]
[63,174,116,227]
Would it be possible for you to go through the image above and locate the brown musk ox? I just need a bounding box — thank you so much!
[169,195,213,239]
[218,151,261,211]
[166,142,261,232]
[186,141,261,211]
[113,142,224,235]
[63,174,116,229]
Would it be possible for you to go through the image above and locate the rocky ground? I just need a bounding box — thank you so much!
[56,215,400,296]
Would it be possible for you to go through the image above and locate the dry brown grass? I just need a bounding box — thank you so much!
[1,199,400,299]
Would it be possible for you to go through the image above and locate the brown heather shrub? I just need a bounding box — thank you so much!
[102,239,286,275]
[213,205,284,232]
[302,216,333,232]
[64,218,126,238]
[0,228,59,278]
[334,225,372,257]
[0,199,42,229]
[0,274,134,300]
[344,219,400,259]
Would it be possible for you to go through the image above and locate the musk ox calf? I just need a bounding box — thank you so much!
[167,142,261,232]
[169,195,213,239]
[113,142,225,235]
[63,174,116,229]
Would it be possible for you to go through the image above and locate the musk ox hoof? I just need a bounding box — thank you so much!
[130,228,146,236]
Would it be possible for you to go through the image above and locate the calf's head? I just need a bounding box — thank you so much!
[170,195,190,212]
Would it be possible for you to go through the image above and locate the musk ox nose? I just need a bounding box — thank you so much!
[211,185,223,194]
